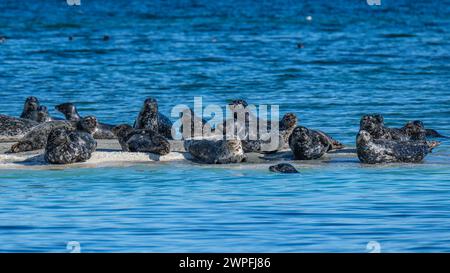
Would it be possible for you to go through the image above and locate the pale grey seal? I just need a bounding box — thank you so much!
[55,102,116,139]
[9,120,75,153]
[289,126,331,160]
[356,130,437,164]
[134,98,173,139]
[0,114,39,142]
[184,138,246,164]
[269,163,299,173]
[44,116,98,164]
[112,124,170,155]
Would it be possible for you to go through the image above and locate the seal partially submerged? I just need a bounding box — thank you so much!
[0,114,39,142]
[289,126,331,160]
[112,124,170,155]
[55,102,116,139]
[44,116,98,164]
[184,138,246,164]
[134,98,173,139]
[269,163,299,173]
[356,130,436,164]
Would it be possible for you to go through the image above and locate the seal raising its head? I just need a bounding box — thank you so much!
[112,124,170,155]
[269,163,299,173]
[356,130,435,164]
[184,138,246,164]
[289,126,331,160]
[20,96,40,120]
[55,102,116,139]
[44,116,98,164]
[134,98,173,139]
[55,103,81,122]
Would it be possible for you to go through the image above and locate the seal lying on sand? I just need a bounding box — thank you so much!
[360,114,446,140]
[32,106,53,123]
[44,116,98,164]
[0,114,39,142]
[179,108,211,139]
[356,130,436,164]
[184,138,246,164]
[9,120,75,153]
[134,98,173,139]
[55,103,116,139]
[269,163,299,173]
[112,124,170,155]
[241,113,298,153]
[289,126,331,160]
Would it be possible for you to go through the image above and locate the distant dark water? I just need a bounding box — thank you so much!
[0,0,449,252]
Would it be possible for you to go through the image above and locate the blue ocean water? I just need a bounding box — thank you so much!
[0,0,449,252]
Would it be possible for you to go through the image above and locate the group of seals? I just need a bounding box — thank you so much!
[1,97,447,167]
[55,103,116,139]
[356,114,441,164]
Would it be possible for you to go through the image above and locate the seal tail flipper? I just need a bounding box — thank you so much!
[331,140,345,150]
[426,129,448,138]
[427,140,441,152]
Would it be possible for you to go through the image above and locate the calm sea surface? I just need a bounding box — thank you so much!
[0,0,449,252]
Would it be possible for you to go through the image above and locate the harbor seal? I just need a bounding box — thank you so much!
[360,114,444,140]
[289,126,331,160]
[20,96,40,120]
[269,163,299,173]
[241,113,298,153]
[9,120,74,153]
[55,102,116,139]
[134,98,173,139]
[112,124,170,155]
[184,138,246,164]
[0,114,39,142]
[356,130,435,164]
[44,116,98,164]
[32,106,53,123]
[179,108,211,139]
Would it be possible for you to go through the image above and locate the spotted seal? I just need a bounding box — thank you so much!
[32,106,53,123]
[9,120,75,153]
[44,116,98,164]
[356,130,436,164]
[20,96,40,120]
[288,126,331,160]
[134,98,173,139]
[179,108,211,139]
[269,163,299,173]
[241,113,298,153]
[184,138,246,164]
[360,114,444,140]
[0,114,39,142]
[112,124,170,155]
[55,102,116,139]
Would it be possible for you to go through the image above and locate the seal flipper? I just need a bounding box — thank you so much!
[426,129,448,138]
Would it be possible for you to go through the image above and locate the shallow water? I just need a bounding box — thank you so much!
[0,0,449,252]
